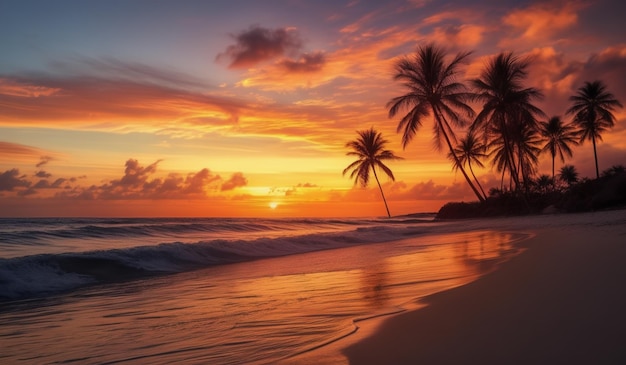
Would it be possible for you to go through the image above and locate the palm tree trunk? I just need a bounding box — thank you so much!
[501,119,521,191]
[468,163,487,200]
[592,135,599,179]
[434,108,485,202]
[552,155,555,179]
[372,168,391,218]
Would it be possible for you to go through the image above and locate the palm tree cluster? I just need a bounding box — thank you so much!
[388,43,622,199]
[343,43,622,217]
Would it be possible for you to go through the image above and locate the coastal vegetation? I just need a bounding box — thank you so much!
[348,42,623,218]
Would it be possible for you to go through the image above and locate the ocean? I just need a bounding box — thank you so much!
[0,216,527,364]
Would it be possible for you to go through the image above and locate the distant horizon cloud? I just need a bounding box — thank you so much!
[221,172,248,191]
[0,159,250,200]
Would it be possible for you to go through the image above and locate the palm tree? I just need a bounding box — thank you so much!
[343,128,403,217]
[535,174,554,193]
[602,164,626,178]
[539,116,578,178]
[471,52,545,192]
[448,132,487,199]
[566,80,623,179]
[387,43,485,202]
[558,164,579,187]
[514,121,542,190]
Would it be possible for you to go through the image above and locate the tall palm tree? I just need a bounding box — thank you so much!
[539,116,578,178]
[471,52,545,192]
[448,133,487,199]
[387,43,484,202]
[343,128,403,217]
[566,80,623,179]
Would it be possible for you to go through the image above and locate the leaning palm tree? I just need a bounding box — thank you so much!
[471,52,545,192]
[343,128,403,217]
[448,132,487,199]
[387,43,485,202]
[539,116,578,178]
[566,80,623,179]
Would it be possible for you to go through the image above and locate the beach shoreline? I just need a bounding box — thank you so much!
[286,209,626,364]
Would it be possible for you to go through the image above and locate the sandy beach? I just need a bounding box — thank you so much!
[288,209,626,364]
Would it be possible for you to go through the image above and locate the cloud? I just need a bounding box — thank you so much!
[93,159,222,199]
[59,57,210,90]
[118,159,160,188]
[278,52,327,73]
[431,24,485,48]
[0,141,44,158]
[0,74,244,134]
[0,158,241,200]
[0,169,30,191]
[216,25,303,69]
[36,156,54,168]
[297,182,318,188]
[221,172,248,191]
[574,45,626,102]
[500,1,583,47]
[0,77,60,97]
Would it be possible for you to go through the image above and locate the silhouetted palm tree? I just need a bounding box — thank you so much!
[558,164,579,187]
[535,174,554,193]
[471,52,545,192]
[539,116,578,178]
[387,43,485,202]
[602,164,626,178]
[514,121,542,190]
[448,133,487,199]
[566,80,623,179]
[343,128,403,217]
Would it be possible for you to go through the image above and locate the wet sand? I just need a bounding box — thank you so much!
[288,210,626,364]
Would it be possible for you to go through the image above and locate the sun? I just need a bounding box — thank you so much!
[269,202,279,209]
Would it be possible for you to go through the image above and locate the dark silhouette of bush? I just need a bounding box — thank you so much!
[436,169,626,219]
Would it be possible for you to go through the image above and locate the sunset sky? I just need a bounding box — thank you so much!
[1,0,625,217]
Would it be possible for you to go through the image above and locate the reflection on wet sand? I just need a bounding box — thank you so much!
[0,230,528,364]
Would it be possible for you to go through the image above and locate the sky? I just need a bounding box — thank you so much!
[1,0,625,217]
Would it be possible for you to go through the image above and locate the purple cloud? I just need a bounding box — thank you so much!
[217,25,303,69]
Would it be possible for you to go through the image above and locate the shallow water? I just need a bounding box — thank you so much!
[0,230,526,364]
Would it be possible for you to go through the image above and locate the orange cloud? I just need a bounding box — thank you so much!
[0,75,243,133]
[500,1,583,46]
[221,172,248,191]
[0,78,60,97]
[431,24,486,48]
[0,141,45,158]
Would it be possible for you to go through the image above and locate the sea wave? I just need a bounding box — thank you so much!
[0,221,436,301]
[0,217,424,246]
